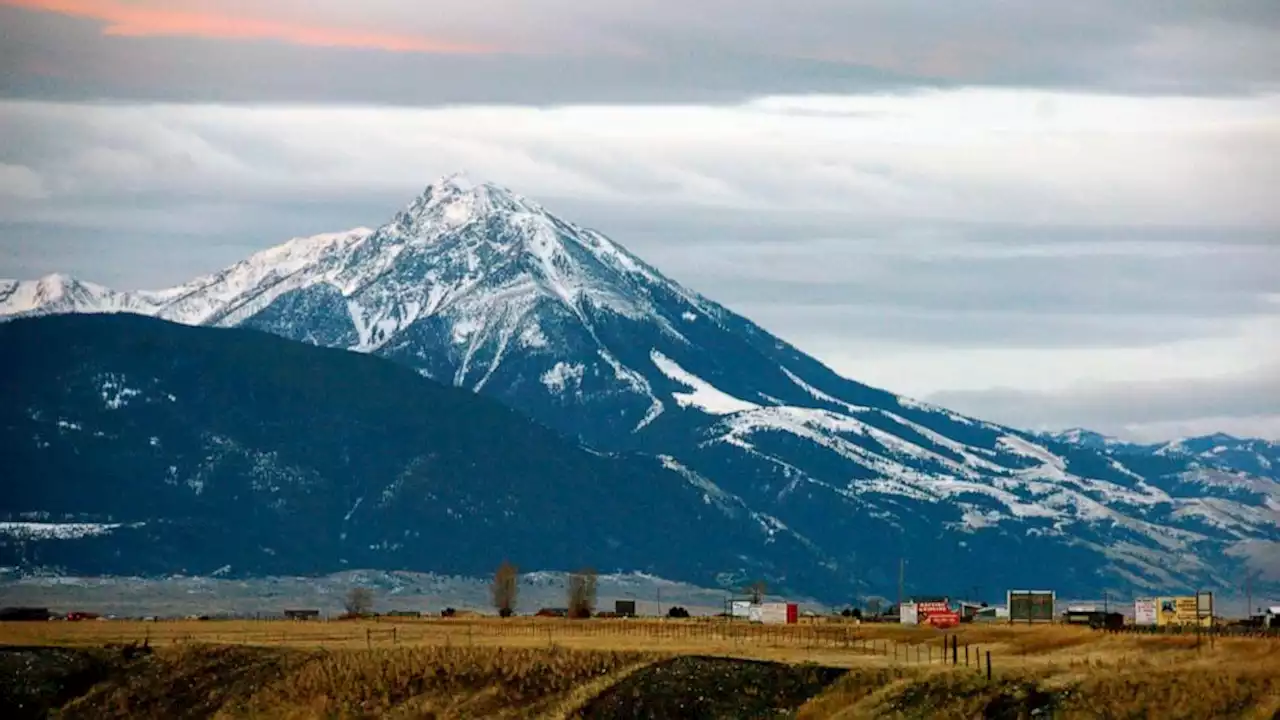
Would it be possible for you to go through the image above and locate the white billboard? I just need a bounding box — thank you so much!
[899,601,919,625]
[1196,591,1214,618]
[730,601,751,618]
[1135,598,1157,626]
[759,603,789,625]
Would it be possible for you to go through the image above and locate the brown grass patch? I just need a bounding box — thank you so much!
[232,646,655,719]
[47,645,657,719]
[7,619,1280,717]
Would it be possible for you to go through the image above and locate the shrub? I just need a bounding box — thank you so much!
[567,568,597,619]
[344,587,374,616]
[492,560,519,617]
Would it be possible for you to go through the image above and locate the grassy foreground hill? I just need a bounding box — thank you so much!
[3,621,1278,719]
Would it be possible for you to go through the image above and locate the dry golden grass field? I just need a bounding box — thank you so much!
[3,619,1279,718]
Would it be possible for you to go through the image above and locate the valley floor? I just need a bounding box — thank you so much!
[2,621,1279,718]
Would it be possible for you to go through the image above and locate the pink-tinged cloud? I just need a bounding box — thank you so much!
[2,0,495,53]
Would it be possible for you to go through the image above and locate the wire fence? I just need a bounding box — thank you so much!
[1096,624,1280,639]
[13,616,1277,686]
[26,618,1010,678]
[149,619,906,653]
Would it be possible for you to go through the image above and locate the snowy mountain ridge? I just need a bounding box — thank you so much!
[4,173,1278,596]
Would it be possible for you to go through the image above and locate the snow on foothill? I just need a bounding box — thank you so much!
[998,435,1069,477]
[781,367,871,415]
[0,522,123,540]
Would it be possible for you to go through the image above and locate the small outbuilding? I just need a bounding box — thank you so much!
[0,607,53,621]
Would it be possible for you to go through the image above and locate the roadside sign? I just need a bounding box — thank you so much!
[925,611,961,629]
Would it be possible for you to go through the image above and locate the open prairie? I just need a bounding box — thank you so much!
[3,619,1279,718]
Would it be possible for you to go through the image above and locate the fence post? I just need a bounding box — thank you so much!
[986,651,992,681]
[366,628,371,651]
[952,635,958,665]
[965,644,970,666]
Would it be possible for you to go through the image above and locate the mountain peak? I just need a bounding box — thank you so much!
[35,273,83,294]
[434,171,479,193]
[399,174,542,233]
[0,272,153,319]
[38,272,72,285]
[1050,427,1120,443]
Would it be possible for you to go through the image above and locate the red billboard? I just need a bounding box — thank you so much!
[915,601,957,628]
[925,611,960,628]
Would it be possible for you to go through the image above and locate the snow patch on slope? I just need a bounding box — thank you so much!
[0,522,124,540]
[781,367,871,414]
[541,362,584,394]
[999,435,1069,480]
[650,350,758,415]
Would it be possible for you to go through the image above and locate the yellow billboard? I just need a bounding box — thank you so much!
[1154,596,1211,627]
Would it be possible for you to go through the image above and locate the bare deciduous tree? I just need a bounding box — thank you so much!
[492,560,519,618]
[746,580,768,604]
[567,567,597,619]
[344,586,374,616]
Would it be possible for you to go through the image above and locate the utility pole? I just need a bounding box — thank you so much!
[898,558,905,612]
[657,587,662,618]
[1246,572,1253,622]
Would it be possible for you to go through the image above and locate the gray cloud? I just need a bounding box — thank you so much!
[928,365,1280,440]
[0,8,943,106]
[0,195,389,287]
[570,203,1279,351]
[5,95,1276,226]
[643,237,1280,318]
[2,1,1278,105]
[0,82,1276,439]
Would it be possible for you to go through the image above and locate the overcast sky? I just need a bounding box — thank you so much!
[2,0,1278,441]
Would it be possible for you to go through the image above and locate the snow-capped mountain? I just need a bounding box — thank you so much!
[4,174,1277,597]
[0,228,377,327]
[1151,435,1279,479]
[1040,430,1279,484]
[0,273,172,318]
